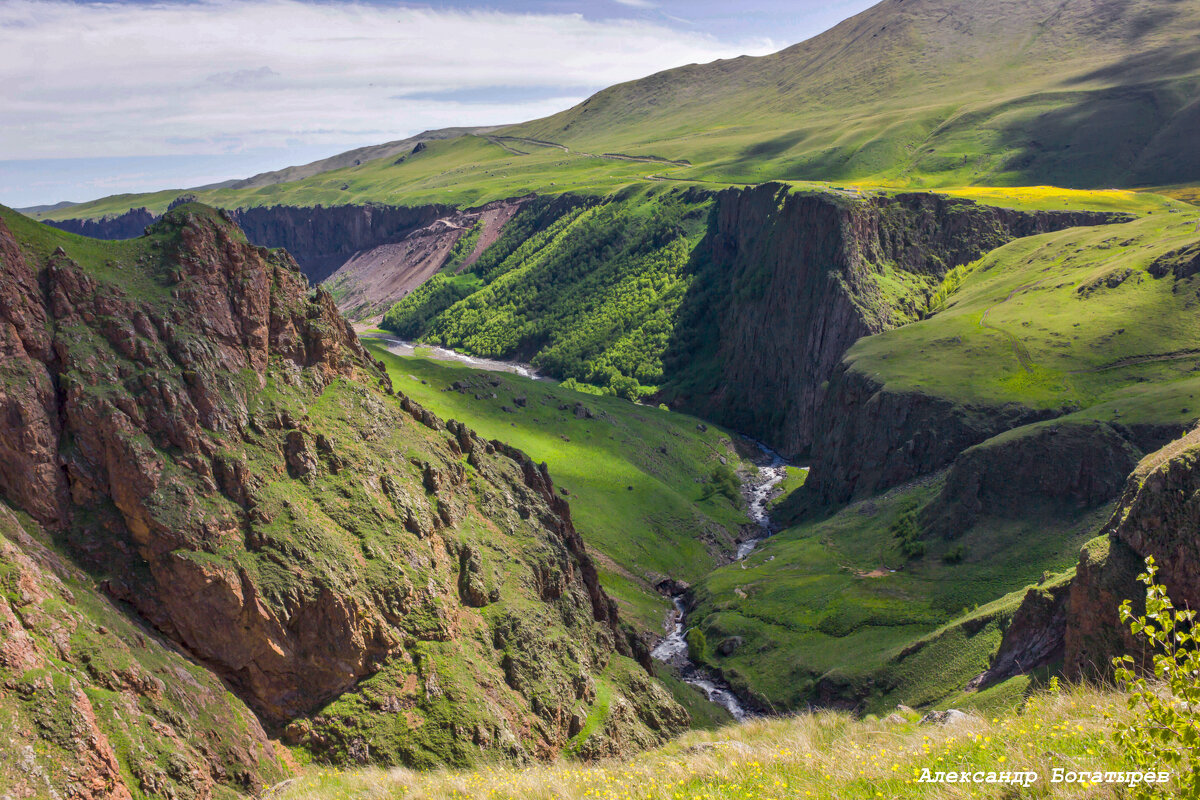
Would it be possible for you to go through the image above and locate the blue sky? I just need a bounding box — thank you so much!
[0,0,875,208]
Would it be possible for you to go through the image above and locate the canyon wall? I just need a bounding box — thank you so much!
[981,426,1200,684]
[665,183,1128,460]
[45,206,158,239]
[44,202,458,283]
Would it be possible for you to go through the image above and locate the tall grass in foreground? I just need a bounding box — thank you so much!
[275,685,1137,799]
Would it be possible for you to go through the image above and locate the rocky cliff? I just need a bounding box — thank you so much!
[0,500,286,800]
[664,183,1128,459]
[230,203,456,283]
[44,202,460,284]
[0,203,684,789]
[977,426,1200,685]
[1062,427,1200,679]
[324,197,527,322]
[921,421,1144,538]
[45,207,158,240]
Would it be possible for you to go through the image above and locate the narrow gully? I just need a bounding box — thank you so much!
[651,441,793,721]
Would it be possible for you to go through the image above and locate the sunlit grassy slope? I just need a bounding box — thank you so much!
[847,210,1200,413]
[276,684,1139,800]
[364,341,751,639]
[509,0,1200,189]
[35,0,1200,221]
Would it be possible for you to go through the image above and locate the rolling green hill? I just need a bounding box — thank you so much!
[511,0,1200,189]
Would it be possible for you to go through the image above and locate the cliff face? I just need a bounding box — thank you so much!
[794,368,1059,510]
[324,197,527,322]
[665,183,1127,459]
[230,204,455,283]
[44,202,458,284]
[1062,428,1200,679]
[922,421,1143,537]
[44,207,157,240]
[0,204,684,786]
[979,427,1200,684]
[0,500,285,800]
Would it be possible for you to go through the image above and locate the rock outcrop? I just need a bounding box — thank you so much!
[981,427,1200,684]
[922,421,1143,537]
[665,184,1128,460]
[0,499,285,800]
[323,197,527,322]
[794,369,1056,510]
[230,203,456,283]
[972,578,1071,689]
[0,203,684,778]
[1062,427,1200,679]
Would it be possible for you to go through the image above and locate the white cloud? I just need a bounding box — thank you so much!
[0,0,777,160]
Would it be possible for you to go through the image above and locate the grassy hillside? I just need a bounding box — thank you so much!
[363,339,752,638]
[510,0,1200,189]
[690,477,1104,712]
[380,186,715,401]
[274,684,1139,800]
[845,210,1200,414]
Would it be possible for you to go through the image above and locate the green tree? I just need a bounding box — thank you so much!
[1113,555,1200,799]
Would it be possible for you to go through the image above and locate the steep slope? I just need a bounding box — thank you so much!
[44,197,531,292]
[984,425,1200,684]
[325,197,528,322]
[660,183,1130,456]
[0,204,685,776]
[0,501,286,800]
[801,206,1200,508]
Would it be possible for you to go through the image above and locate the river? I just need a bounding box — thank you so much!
[649,442,790,721]
[361,333,546,380]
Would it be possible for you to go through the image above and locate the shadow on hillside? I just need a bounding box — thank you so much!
[988,78,1200,187]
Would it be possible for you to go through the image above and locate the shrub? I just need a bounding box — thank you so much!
[941,544,965,564]
[1113,555,1200,798]
[890,508,925,559]
[701,464,741,503]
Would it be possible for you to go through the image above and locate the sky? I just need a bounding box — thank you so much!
[0,0,876,208]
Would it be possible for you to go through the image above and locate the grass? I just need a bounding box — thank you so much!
[767,466,809,511]
[688,475,1112,712]
[0,501,287,799]
[845,211,1200,415]
[363,339,750,637]
[379,186,713,401]
[272,683,1146,800]
[679,209,1200,713]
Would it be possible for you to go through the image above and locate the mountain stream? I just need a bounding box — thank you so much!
[650,443,789,721]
